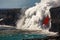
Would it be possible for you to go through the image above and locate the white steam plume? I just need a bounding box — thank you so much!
[16,0,60,36]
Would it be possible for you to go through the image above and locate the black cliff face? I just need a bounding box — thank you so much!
[0,8,21,26]
[49,7,60,32]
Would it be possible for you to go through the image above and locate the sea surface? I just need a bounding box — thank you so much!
[0,33,47,40]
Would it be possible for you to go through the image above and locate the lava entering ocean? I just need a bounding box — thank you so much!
[16,0,60,36]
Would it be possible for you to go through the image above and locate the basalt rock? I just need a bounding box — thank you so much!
[50,7,60,32]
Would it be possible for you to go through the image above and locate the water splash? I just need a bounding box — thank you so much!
[16,0,60,35]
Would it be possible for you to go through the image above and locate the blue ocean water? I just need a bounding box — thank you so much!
[0,33,47,40]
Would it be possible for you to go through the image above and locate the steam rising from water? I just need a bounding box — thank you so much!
[16,0,60,35]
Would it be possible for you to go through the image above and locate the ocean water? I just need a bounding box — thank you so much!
[0,33,47,40]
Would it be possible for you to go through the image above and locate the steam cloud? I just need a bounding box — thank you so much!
[16,0,60,36]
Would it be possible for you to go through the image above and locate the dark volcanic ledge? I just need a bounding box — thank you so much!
[0,29,58,36]
[0,29,42,34]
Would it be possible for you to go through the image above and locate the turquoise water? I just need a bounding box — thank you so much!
[0,33,47,40]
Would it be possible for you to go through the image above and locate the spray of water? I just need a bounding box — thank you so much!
[16,0,60,36]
